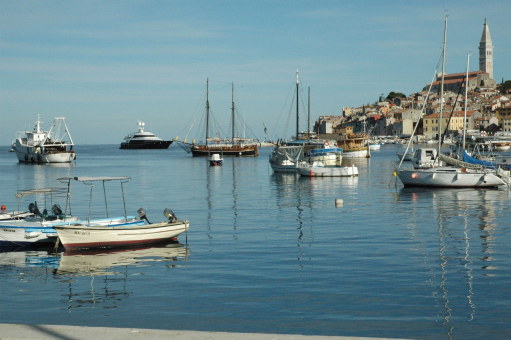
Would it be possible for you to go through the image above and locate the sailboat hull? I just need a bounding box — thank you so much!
[191,145,258,157]
[397,167,505,188]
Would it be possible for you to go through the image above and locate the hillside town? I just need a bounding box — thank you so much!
[314,20,511,143]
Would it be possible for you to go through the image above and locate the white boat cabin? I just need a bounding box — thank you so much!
[412,148,439,169]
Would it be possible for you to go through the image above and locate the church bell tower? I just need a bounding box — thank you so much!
[479,19,494,79]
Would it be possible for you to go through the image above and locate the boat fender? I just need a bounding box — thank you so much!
[25,231,42,239]
[137,208,150,224]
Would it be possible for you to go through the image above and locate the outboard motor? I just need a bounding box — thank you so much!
[28,202,42,217]
[51,204,63,216]
[137,208,150,224]
[163,208,177,223]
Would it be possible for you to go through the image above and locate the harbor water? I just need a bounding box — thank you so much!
[1,144,510,339]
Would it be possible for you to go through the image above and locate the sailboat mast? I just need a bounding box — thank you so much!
[307,86,311,138]
[296,69,299,139]
[438,15,447,154]
[231,82,235,144]
[206,78,210,146]
[463,53,470,151]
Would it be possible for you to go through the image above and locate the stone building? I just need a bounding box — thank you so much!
[427,20,496,94]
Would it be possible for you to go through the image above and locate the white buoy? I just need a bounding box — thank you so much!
[335,198,344,206]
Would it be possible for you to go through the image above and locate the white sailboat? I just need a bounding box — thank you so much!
[395,16,505,188]
[269,71,329,172]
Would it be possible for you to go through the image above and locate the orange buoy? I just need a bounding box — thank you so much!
[1,204,6,211]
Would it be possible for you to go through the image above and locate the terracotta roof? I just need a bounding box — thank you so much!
[426,111,474,118]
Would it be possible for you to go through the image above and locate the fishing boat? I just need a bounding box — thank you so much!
[297,161,358,177]
[0,188,78,246]
[54,176,189,250]
[395,17,506,188]
[12,116,76,163]
[0,204,33,221]
[209,153,223,166]
[0,187,144,247]
[178,80,258,157]
[120,121,173,149]
[336,132,370,158]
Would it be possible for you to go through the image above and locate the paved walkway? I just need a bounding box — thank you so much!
[0,324,406,340]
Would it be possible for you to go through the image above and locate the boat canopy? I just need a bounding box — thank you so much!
[57,176,131,183]
[272,145,304,163]
[15,187,68,198]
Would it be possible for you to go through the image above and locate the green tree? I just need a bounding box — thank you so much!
[498,80,511,94]
[386,92,406,101]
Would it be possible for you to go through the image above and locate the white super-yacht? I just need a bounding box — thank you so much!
[120,121,172,149]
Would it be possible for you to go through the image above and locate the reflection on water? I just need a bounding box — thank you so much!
[2,146,511,338]
[397,187,507,338]
[56,242,188,276]
[0,242,188,311]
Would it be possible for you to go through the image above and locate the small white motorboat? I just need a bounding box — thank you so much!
[209,153,223,166]
[297,161,359,177]
[307,147,343,166]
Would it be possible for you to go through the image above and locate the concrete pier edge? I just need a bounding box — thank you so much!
[0,323,407,340]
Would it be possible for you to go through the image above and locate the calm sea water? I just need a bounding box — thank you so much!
[1,144,510,339]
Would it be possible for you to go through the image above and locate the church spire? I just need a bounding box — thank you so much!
[479,18,494,79]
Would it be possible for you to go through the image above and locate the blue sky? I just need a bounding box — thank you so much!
[1,0,510,145]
